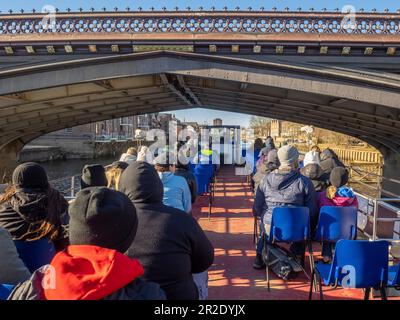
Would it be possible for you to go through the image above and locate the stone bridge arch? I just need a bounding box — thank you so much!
[0,51,399,192]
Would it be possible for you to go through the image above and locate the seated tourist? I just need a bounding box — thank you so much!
[118,162,214,300]
[119,147,137,164]
[0,226,31,286]
[9,187,166,300]
[317,167,358,262]
[154,157,191,214]
[319,148,345,176]
[80,164,108,190]
[300,150,328,192]
[253,148,280,193]
[0,163,68,249]
[253,145,317,269]
[174,160,198,205]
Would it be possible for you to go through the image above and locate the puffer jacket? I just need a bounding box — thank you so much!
[158,172,191,213]
[174,167,198,204]
[254,169,317,227]
[300,163,328,192]
[8,245,165,300]
[118,162,214,300]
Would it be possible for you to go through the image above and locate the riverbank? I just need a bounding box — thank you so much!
[21,136,147,164]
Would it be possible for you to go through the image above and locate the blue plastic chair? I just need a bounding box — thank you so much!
[315,206,358,242]
[264,207,315,291]
[388,264,400,289]
[194,163,215,220]
[309,240,389,300]
[14,238,56,273]
[0,284,14,300]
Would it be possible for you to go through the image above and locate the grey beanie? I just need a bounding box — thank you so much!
[277,145,299,167]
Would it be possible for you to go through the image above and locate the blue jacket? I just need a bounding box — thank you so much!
[254,169,317,227]
[158,172,192,213]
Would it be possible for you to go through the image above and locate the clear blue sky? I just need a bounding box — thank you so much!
[1,1,397,127]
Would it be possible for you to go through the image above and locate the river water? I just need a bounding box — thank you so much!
[40,156,118,181]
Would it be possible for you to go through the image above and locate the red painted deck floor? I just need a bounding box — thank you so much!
[192,165,396,300]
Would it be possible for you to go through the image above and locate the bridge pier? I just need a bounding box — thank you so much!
[0,140,25,183]
[382,150,400,198]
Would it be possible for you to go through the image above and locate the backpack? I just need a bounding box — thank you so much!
[263,243,303,280]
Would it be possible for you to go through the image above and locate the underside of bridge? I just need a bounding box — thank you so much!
[0,51,399,193]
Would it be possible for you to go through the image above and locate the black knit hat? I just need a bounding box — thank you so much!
[12,162,48,190]
[80,164,108,189]
[329,167,349,188]
[68,187,138,253]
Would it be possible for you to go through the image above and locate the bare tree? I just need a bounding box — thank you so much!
[249,116,272,137]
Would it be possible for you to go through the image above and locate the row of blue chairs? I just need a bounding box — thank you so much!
[263,206,400,299]
[194,164,215,220]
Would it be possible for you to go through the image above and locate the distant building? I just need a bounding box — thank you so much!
[213,118,223,126]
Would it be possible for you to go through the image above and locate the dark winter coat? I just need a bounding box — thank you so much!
[174,167,198,204]
[0,187,68,242]
[254,169,317,228]
[118,162,214,300]
[319,149,345,175]
[300,163,328,192]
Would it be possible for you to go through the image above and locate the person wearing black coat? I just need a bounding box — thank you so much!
[118,161,214,300]
[0,163,68,248]
[174,161,198,204]
[319,149,345,176]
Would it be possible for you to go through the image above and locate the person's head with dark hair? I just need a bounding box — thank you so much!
[254,138,264,151]
[329,167,349,188]
[80,164,108,190]
[326,166,350,199]
[310,145,321,153]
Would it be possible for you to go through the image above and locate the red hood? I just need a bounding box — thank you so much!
[44,245,144,300]
[331,196,357,207]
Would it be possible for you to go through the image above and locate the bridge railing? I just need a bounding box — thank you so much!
[0,11,399,38]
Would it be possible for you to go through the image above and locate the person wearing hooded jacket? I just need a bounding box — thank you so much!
[0,163,68,250]
[300,151,328,192]
[80,164,108,190]
[174,160,198,205]
[319,148,345,176]
[118,161,214,300]
[317,167,358,262]
[253,145,317,269]
[9,187,165,300]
